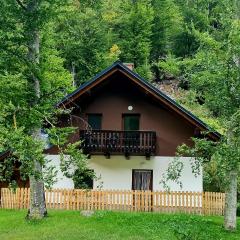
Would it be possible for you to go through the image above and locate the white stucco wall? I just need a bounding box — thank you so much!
[45,155,202,191]
[45,155,74,189]
[89,156,202,191]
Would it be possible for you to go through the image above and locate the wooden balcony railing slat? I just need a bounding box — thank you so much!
[80,130,156,156]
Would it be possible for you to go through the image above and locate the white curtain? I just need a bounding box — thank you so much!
[133,170,152,190]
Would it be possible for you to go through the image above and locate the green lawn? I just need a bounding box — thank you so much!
[0,210,239,240]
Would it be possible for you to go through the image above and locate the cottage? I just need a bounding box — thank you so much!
[43,61,219,191]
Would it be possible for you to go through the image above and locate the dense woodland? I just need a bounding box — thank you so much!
[0,0,239,230]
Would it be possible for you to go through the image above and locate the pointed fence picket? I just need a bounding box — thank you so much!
[0,188,225,215]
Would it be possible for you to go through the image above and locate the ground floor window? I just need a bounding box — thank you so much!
[73,169,94,189]
[132,169,153,191]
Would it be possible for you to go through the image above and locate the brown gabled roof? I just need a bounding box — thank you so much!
[57,61,220,140]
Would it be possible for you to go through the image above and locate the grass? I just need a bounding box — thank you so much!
[0,210,240,240]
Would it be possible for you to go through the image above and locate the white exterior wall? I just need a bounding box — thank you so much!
[45,155,74,189]
[45,155,202,191]
[89,156,202,191]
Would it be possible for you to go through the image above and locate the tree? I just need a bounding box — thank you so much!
[174,0,221,57]
[0,0,88,220]
[161,1,240,229]
[56,1,110,84]
[151,0,183,60]
[114,0,154,78]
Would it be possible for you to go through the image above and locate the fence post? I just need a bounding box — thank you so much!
[202,192,205,215]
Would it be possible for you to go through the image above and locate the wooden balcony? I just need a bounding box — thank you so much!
[79,130,156,158]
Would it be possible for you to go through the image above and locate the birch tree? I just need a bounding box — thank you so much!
[0,0,89,220]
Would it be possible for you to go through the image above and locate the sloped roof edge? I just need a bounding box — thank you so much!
[57,61,221,140]
[0,150,11,160]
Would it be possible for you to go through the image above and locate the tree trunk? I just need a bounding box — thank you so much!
[71,61,77,87]
[28,131,47,219]
[224,169,238,230]
[26,0,47,219]
[224,1,240,230]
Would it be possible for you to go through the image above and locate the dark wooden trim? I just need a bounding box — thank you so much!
[59,68,118,107]
[0,151,11,161]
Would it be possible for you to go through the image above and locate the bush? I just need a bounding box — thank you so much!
[73,169,94,189]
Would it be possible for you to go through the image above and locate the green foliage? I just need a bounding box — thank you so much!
[135,62,153,80]
[56,5,110,84]
[59,141,89,179]
[73,169,94,189]
[175,90,223,132]
[237,202,240,217]
[203,159,225,192]
[0,0,88,189]
[156,54,182,77]
[0,0,239,201]
[169,215,217,240]
[116,0,154,75]
[40,22,73,96]
[1,0,236,87]
[0,128,45,182]
[151,0,183,59]
[47,127,76,147]
[1,210,240,240]
[160,157,184,190]
[160,4,240,210]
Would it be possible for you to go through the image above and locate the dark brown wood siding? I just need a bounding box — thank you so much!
[60,72,195,156]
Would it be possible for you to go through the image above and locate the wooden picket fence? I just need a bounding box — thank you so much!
[0,188,225,215]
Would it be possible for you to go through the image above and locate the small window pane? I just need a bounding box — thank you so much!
[88,114,102,130]
[123,115,140,130]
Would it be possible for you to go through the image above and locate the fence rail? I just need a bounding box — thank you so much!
[0,188,225,215]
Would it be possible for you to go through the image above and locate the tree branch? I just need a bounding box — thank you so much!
[16,0,27,11]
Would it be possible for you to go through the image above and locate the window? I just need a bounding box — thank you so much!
[132,170,153,191]
[73,169,94,189]
[88,114,102,130]
[123,114,140,130]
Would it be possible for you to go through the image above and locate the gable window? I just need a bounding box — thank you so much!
[123,114,140,131]
[87,114,102,130]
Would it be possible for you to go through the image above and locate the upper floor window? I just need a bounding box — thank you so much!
[87,114,102,130]
[123,114,140,130]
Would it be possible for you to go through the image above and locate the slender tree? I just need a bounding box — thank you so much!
[0,0,88,219]
[161,0,240,229]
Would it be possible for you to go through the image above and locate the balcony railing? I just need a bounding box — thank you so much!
[79,130,156,158]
